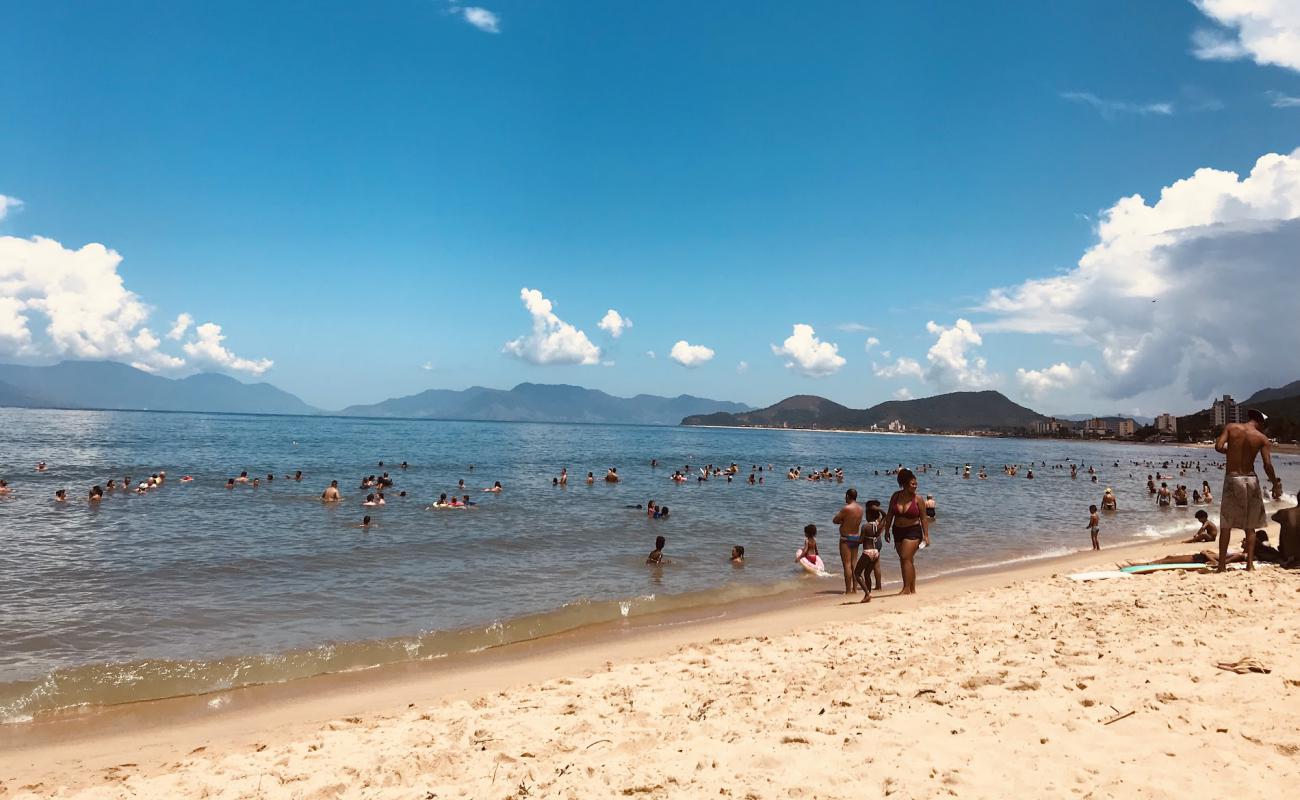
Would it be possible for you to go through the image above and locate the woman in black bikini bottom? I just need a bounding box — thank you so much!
[883,468,930,595]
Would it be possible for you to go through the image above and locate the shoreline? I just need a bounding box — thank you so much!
[0,531,1254,793]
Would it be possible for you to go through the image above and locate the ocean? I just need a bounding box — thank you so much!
[2,407,1296,723]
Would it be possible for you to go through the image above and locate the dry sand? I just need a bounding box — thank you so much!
[4,537,1299,799]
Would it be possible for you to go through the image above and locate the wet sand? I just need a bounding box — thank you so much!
[4,532,1298,798]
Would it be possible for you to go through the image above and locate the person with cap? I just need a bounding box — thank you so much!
[1100,487,1117,511]
[1214,408,1282,572]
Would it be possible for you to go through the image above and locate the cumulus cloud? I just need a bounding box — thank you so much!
[502,288,602,366]
[736,360,749,374]
[0,195,22,221]
[669,340,715,368]
[645,350,656,359]
[1191,0,1300,72]
[873,357,923,380]
[182,322,273,375]
[983,148,1300,402]
[421,361,435,371]
[1016,361,1098,401]
[597,309,632,338]
[770,324,845,377]
[0,231,272,375]
[924,319,995,390]
[166,312,193,341]
[1061,91,1174,117]
[864,336,880,351]
[893,387,913,400]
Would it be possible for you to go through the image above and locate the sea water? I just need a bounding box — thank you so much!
[2,407,1296,722]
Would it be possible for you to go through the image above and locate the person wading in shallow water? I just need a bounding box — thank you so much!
[1215,409,1282,573]
[832,488,864,595]
[881,468,930,595]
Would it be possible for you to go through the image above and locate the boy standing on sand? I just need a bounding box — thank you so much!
[1086,505,1100,551]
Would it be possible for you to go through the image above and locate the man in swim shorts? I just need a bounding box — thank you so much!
[1215,409,1282,572]
[832,488,864,594]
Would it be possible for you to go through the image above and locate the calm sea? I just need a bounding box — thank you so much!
[2,407,1297,722]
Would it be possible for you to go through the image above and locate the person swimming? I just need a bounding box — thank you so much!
[54,489,67,502]
[730,545,745,565]
[647,535,666,565]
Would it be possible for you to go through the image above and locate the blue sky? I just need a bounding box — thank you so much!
[3,1,1300,415]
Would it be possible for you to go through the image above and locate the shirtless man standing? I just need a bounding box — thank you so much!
[1215,409,1282,572]
[832,488,864,594]
[321,479,342,502]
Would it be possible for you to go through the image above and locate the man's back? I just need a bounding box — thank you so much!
[1222,422,1268,474]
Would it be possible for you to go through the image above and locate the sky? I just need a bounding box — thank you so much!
[2,0,1300,416]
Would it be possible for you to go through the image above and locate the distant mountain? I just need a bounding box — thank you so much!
[0,361,318,415]
[0,379,52,409]
[1245,380,1300,404]
[340,382,752,425]
[683,390,1045,432]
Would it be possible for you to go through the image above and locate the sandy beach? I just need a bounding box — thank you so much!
[4,532,1298,799]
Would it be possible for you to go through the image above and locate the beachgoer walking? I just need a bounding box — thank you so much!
[833,488,864,594]
[881,468,929,594]
[1215,409,1281,572]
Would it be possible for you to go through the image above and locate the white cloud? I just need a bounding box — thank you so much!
[645,350,656,359]
[182,322,273,375]
[1016,361,1098,401]
[0,195,22,221]
[872,357,923,380]
[835,322,870,333]
[983,148,1300,402]
[502,288,601,366]
[166,312,193,340]
[669,340,715,368]
[0,234,186,371]
[770,323,845,377]
[1061,91,1174,117]
[460,6,500,33]
[597,308,632,338]
[1191,0,1300,72]
[1266,89,1300,107]
[421,361,435,371]
[864,336,880,351]
[924,319,995,390]
[736,360,749,374]
[893,387,913,400]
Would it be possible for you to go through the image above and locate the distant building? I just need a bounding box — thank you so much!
[1032,418,1067,435]
[1117,418,1136,437]
[1213,395,1245,427]
[1084,417,1137,437]
[1084,418,1110,435]
[887,419,907,432]
[1155,413,1177,434]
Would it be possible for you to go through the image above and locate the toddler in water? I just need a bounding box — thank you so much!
[1086,505,1100,551]
[798,524,819,565]
[647,535,666,565]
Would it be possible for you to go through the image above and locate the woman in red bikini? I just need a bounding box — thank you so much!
[882,467,930,594]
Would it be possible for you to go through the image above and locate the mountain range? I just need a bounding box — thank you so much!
[681,390,1046,432]
[339,383,751,425]
[0,361,748,425]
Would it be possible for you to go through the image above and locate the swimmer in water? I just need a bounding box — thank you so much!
[1100,488,1117,511]
[586,472,595,485]
[225,478,236,490]
[89,485,103,502]
[321,480,342,502]
[798,524,819,566]
[36,461,47,472]
[358,515,373,529]
[647,535,667,564]
[559,468,568,486]
[0,479,9,494]
[54,489,67,502]
[236,471,249,484]
[485,481,503,493]
[731,545,745,565]
[363,493,377,507]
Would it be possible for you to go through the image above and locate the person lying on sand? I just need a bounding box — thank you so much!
[1123,532,1282,570]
